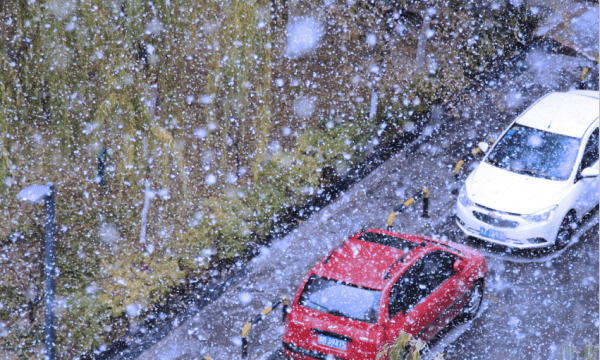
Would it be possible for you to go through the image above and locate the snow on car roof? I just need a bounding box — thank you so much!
[516,91,599,138]
[315,238,405,290]
[315,231,431,290]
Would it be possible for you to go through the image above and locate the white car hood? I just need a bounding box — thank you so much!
[467,162,568,214]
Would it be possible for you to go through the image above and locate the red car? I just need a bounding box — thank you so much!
[282,229,487,360]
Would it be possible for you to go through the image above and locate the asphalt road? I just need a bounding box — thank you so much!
[441,218,599,360]
[265,214,599,360]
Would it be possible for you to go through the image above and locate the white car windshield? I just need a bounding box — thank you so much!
[486,124,581,181]
[298,275,381,323]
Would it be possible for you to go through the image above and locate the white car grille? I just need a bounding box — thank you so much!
[472,211,520,228]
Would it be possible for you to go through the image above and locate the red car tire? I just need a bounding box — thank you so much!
[462,279,484,321]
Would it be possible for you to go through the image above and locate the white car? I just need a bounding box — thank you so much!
[456,90,599,249]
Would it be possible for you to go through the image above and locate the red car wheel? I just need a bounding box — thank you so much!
[462,279,484,321]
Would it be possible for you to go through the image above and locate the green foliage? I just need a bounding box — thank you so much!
[0,286,23,321]
[376,331,444,360]
[438,1,540,76]
[0,0,275,356]
[558,341,600,360]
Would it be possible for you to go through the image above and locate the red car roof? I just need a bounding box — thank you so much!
[312,230,433,290]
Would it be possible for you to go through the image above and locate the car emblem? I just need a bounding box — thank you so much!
[328,325,337,329]
[489,212,498,218]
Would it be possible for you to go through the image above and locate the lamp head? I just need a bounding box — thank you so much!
[17,184,52,204]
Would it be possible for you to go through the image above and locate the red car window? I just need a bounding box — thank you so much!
[298,275,382,323]
[388,250,457,317]
[358,232,420,252]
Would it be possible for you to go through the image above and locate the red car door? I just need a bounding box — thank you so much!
[384,253,434,341]
[384,251,467,343]
[414,251,467,341]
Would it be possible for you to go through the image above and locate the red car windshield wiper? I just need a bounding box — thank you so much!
[302,300,349,319]
[302,299,332,313]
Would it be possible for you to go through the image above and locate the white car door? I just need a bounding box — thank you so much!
[574,127,599,216]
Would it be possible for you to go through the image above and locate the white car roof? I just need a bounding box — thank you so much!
[516,90,599,138]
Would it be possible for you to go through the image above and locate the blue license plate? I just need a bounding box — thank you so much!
[480,227,506,241]
[317,334,347,351]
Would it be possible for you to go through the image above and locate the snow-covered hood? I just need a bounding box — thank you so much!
[466,162,569,215]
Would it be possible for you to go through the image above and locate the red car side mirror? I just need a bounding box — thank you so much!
[453,259,465,272]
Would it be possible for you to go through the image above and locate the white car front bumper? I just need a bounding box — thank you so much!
[455,201,562,249]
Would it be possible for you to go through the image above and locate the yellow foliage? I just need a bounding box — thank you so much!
[99,254,184,317]
[376,331,443,360]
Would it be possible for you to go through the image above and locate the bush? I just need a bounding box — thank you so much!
[376,331,444,360]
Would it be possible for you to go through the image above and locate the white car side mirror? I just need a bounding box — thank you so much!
[581,166,599,178]
[478,142,489,153]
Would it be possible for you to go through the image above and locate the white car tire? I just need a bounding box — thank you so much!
[555,212,577,249]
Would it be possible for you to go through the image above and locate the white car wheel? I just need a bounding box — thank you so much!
[555,212,576,249]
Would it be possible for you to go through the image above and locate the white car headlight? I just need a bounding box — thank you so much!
[521,205,558,223]
[458,184,474,208]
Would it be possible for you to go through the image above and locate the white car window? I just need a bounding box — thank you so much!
[579,128,599,172]
[486,124,581,181]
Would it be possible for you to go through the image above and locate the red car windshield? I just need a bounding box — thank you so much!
[298,275,381,323]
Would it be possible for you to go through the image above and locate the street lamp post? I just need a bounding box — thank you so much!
[17,183,56,360]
